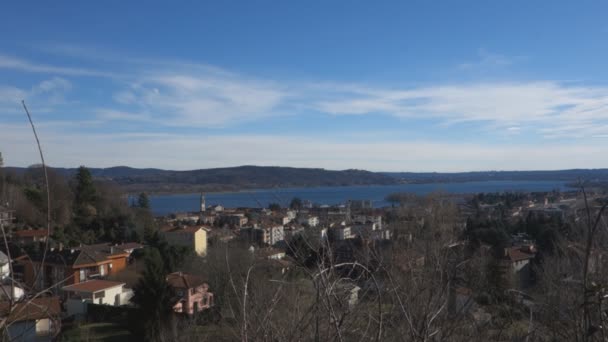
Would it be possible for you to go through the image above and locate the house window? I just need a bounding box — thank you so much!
[79,269,85,282]
[100,265,106,276]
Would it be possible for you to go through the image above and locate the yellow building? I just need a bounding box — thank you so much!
[163,226,208,256]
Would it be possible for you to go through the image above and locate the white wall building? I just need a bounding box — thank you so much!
[62,280,133,318]
[0,251,10,280]
[329,225,353,241]
[268,225,285,246]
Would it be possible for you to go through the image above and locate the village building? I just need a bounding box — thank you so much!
[167,272,214,315]
[11,228,48,246]
[20,244,130,291]
[0,297,61,341]
[63,279,134,318]
[162,226,208,256]
[501,245,536,289]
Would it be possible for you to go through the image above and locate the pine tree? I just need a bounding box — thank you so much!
[137,192,150,210]
[74,166,97,205]
[130,248,175,341]
[73,166,98,226]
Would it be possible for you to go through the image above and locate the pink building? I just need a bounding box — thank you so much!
[166,272,214,314]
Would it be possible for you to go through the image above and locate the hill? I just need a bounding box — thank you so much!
[6,166,608,194]
[5,165,397,193]
[383,169,608,184]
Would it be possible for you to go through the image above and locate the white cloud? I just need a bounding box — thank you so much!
[94,109,150,122]
[3,125,608,171]
[0,54,117,78]
[4,48,608,170]
[458,48,517,70]
[4,49,608,138]
[315,81,608,138]
[118,72,288,126]
[0,78,73,114]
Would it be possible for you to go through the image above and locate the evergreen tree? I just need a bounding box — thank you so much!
[130,248,175,341]
[137,192,150,210]
[73,166,98,222]
[268,202,281,211]
[74,166,97,205]
[289,197,303,210]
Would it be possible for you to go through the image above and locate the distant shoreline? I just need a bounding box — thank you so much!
[127,179,582,197]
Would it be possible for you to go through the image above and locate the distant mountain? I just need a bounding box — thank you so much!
[6,166,608,193]
[383,169,608,184]
[5,165,397,193]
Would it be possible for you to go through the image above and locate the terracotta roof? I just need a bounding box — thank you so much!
[166,272,207,289]
[115,242,143,251]
[506,248,535,262]
[455,287,473,296]
[0,297,61,322]
[28,244,128,267]
[84,243,130,255]
[165,226,208,234]
[63,279,125,293]
[13,229,48,238]
[160,225,175,232]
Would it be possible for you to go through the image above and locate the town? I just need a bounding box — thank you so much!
[1,2,607,340]
[0,165,605,341]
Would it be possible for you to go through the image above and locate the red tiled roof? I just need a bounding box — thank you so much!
[455,287,473,296]
[0,297,61,322]
[506,248,535,262]
[115,242,143,250]
[62,280,125,293]
[166,226,208,234]
[13,229,48,238]
[166,272,207,289]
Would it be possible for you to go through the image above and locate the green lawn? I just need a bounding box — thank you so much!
[62,323,132,342]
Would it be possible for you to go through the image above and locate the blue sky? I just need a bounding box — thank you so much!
[1,1,608,171]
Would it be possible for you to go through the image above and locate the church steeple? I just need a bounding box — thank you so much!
[200,193,206,212]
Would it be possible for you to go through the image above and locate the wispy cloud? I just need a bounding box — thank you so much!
[122,73,288,126]
[0,77,73,115]
[94,109,151,122]
[3,49,608,138]
[0,54,117,78]
[315,81,608,138]
[458,48,523,70]
[4,124,608,171]
[3,45,608,170]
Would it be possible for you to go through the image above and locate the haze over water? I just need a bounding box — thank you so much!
[148,180,574,215]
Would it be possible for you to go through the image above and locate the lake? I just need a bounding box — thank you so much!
[148,180,575,216]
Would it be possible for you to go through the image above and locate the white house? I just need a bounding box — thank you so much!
[0,284,25,301]
[0,251,10,280]
[267,225,285,246]
[298,215,319,227]
[352,214,383,230]
[62,280,133,318]
[328,225,353,241]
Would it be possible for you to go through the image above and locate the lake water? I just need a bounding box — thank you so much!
[148,180,575,216]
